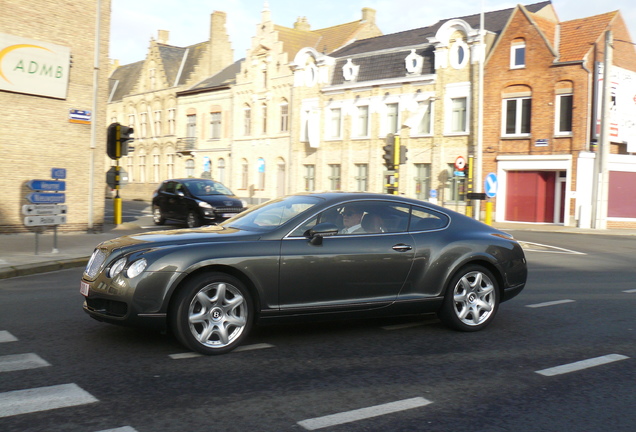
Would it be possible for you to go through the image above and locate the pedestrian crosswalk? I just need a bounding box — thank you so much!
[0,330,137,431]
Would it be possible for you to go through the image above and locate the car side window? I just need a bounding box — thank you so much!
[409,206,449,231]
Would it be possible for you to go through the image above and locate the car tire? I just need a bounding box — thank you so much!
[152,205,165,225]
[438,265,499,332]
[186,211,201,228]
[170,272,253,355]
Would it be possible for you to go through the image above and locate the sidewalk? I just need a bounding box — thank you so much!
[1,217,634,280]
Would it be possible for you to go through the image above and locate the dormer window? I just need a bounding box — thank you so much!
[342,59,359,81]
[405,49,423,75]
[511,40,526,69]
[449,40,469,69]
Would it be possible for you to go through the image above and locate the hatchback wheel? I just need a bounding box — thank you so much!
[152,205,165,225]
[438,265,499,332]
[171,273,253,355]
[186,211,201,228]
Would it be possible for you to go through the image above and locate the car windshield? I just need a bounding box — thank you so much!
[222,195,323,232]
[185,180,234,196]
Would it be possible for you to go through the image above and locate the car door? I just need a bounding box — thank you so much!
[170,181,192,222]
[278,201,415,310]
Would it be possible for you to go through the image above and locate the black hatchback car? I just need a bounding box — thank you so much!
[152,178,246,227]
[82,192,527,355]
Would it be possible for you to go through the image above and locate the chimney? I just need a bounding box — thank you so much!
[209,11,234,77]
[294,17,311,32]
[362,7,376,24]
[157,30,169,44]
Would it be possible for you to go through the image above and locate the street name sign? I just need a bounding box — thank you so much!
[27,179,66,191]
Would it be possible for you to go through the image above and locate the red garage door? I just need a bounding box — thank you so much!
[506,171,557,223]
[609,171,636,218]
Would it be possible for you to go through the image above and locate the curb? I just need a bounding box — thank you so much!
[0,257,89,280]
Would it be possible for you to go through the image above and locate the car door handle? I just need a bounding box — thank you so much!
[392,244,412,252]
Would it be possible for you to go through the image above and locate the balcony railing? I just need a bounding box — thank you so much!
[176,137,197,153]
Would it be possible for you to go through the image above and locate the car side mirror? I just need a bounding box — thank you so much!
[307,222,338,246]
[176,190,185,197]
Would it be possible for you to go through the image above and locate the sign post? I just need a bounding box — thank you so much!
[484,173,498,225]
[24,171,68,254]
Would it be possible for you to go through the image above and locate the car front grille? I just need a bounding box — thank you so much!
[214,207,245,215]
[85,249,107,279]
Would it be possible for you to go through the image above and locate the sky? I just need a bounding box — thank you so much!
[110,0,636,65]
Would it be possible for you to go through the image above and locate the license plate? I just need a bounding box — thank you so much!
[222,213,235,218]
[80,281,90,296]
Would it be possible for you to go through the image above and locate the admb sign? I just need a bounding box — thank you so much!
[0,32,70,99]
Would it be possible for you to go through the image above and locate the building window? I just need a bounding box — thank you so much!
[139,154,146,183]
[149,68,156,91]
[304,164,315,191]
[241,159,248,189]
[280,101,289,132]
[386,103,399,134]
[511,42,526,69]
[244,105,251,136]
[450,97,467,133]
[126,157,134,183]
[414,163,431,200]
[418,100,433,135]
[186,114,196,138]
[556,94,573,134]
[504,97,532,135]
[329,108,342,139]
[329,164,341,190]
[153,111,161,137]
[168,109,176,135]
[128,114,135,131]
[262,103,268,134]
[153,154,160,182]
[355,164,368,192]
[167,153,174,179]
[217,158,226,184]
[139,113,148,138]
[256,158,265,190]
[185,159,195,178]
[210,112,221,139]
[355,105,369,137]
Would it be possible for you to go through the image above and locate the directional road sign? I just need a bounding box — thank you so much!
[485,173,498,198]
[22,204,68,216]
[27,180,66,191]
[24,215,66,227]
[26,192,66,204]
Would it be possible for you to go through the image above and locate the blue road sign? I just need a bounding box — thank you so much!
[26,193,66,204]
[51,168,67,179]
[27,180,66,192]
[485,173,498,198]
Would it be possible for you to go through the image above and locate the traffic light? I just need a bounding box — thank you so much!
[399,145,408,164]
[106,123,135,159]
[382,134,396,170]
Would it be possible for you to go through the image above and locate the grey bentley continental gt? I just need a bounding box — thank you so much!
[81,192,527,355]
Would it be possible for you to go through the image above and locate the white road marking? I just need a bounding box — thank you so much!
[0,331,18,343]
[624,289,636,293]
[536,354,629,377]
[169,343,275,359]
[96,427,138,432]
[0,383,98,418]
[526,299,575,308]
[0,353,51,372]
[297,397,433,430]
[518,241,586,255]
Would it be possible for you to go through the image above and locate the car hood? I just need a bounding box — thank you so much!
[194,194,243,207]
[95,225,260,253]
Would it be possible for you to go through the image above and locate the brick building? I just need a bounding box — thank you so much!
[483,5,636,228]
[1,1,111,233]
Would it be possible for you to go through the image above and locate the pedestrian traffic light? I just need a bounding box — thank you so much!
[383,134,396,170]
[106,123,135,159]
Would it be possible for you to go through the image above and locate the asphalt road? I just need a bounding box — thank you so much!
[0,232,634,432]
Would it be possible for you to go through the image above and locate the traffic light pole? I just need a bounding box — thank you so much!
[113,161,122,225]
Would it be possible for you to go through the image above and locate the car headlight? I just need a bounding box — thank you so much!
[108,257,127,278]
[126,259,147,278]
[198,201,213,209]
[240,200,248,208]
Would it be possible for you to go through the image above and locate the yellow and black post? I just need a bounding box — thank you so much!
[392,136,400,194]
